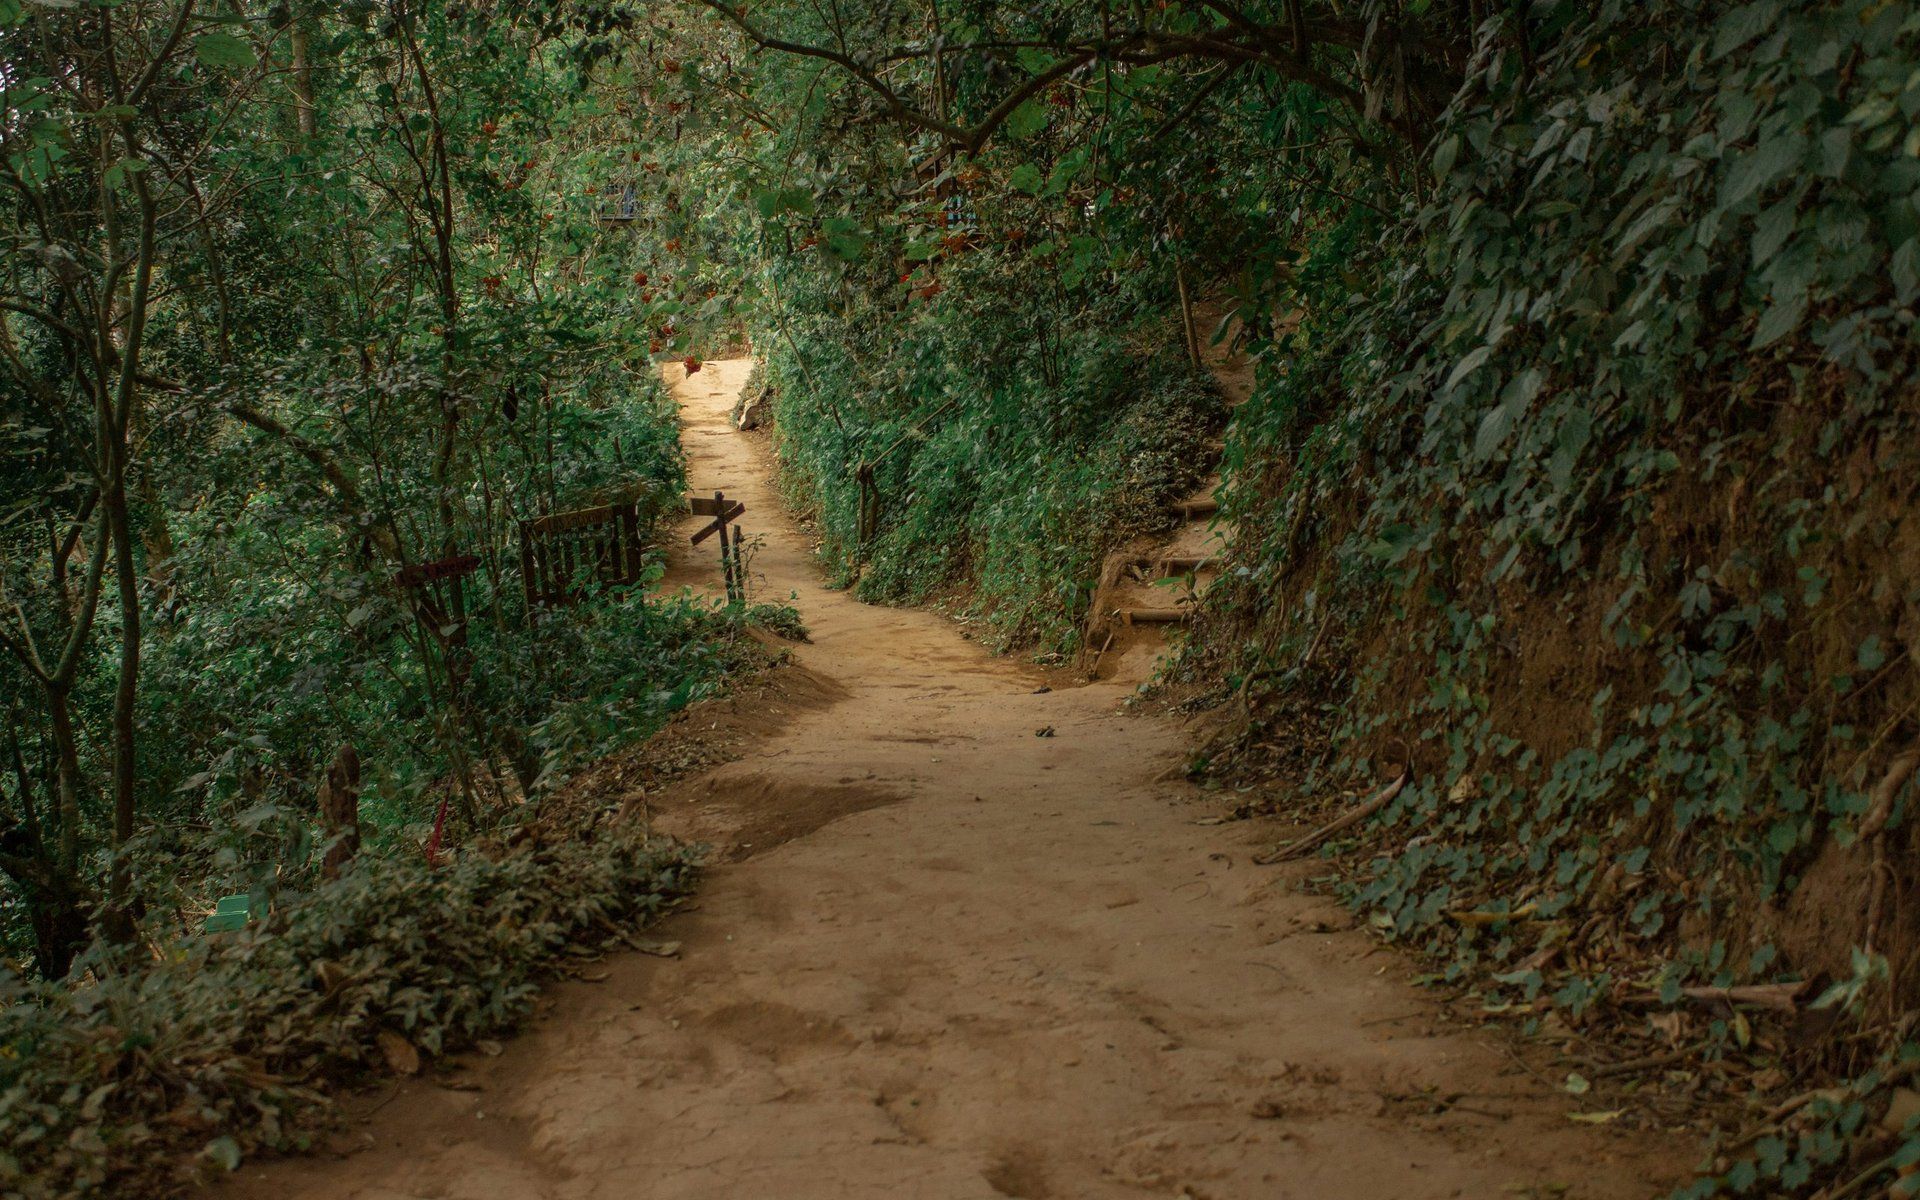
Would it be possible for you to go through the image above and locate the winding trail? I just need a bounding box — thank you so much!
[224,361,1687,1200]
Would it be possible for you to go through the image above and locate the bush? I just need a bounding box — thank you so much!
[0,826,700,1198]
[761,250,1223,651]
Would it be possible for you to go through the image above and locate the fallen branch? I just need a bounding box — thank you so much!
[1858,739,1919,840]
[1256,766,1410,865]
[1626,980,1810,1013]
[1859,739,1917,954]
[1589,1043,1702,1078]
[1446,903,1540,927]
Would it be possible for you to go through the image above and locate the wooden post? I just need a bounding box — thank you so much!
[731,525,747,604]
[518,519,537,612]
[714,491,736,601]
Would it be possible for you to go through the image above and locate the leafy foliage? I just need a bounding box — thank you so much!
[1171,2,1920,1193]
[762,254,1223,650]
[0,827,699,1197]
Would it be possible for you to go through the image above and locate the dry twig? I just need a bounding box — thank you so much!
[1256,766,1411,865]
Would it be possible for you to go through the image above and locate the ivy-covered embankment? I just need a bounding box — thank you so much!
[1177,3,1920,1193]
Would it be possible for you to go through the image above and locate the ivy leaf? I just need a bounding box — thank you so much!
[1751,198,1797,265]
[195,32,257,70]
[1719,135,1806,211]
[1473,403,1513,461]
[1750,288,1806,349]
[1442,345,1492,395]
[1889,237,1919,306]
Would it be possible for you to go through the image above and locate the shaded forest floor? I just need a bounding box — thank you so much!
[216,361,1693,1199]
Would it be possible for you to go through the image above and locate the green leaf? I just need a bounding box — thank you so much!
[1007,163,1043,195]
[1472,403,1512,461]
[195,32,257,70]
[102,157,148,189]
[202,1136,242,1171]
[1004,101,1049,139]
[1442,345,1492,394]
[1719,135,1805,211]
[1890,238,1919,305]
[1750,288,1806,349]
[753,187,812,220]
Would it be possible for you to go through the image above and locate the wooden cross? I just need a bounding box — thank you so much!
[688,491,748,602]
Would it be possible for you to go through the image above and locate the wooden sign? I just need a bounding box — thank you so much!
[689,501,745,545]
[519,501,646,608]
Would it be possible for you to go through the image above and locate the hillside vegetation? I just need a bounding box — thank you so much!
[687,2,1920,1194]
[3,0,1917,1194]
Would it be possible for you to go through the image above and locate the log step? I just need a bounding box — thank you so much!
[1117,607,1194,626]
[1173,497,1220,519]
[1156,554,1214,574]
[1128,555,1214,577]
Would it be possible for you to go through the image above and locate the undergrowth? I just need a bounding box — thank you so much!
[759,253,1222,651]
[0,828,700,1198]
[1177,2,1920,1193]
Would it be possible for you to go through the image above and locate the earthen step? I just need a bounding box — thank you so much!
[1173,497,1220,520]
[1146,554,1214,575]
[1116,607,1193,626]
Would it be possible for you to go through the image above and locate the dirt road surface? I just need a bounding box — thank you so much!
[222,360,1690,1200]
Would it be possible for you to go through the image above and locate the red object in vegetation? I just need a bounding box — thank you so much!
[424,797,450,868]
[481,120,498,135]
[632,271,649,286]
[683,356,703,374]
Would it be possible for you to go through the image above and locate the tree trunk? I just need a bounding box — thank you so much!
[104,479,141,932]
[318,744,361,879]
[290,19,316,137]
[1174,261,1201,368]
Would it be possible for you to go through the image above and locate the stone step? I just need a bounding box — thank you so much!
[1173,497,1220,520]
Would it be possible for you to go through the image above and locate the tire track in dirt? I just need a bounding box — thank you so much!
[220,359,1692,1200]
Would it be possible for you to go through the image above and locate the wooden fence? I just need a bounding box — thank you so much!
[519,501,647,608]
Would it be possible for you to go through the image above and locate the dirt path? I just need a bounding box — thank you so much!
[224,360,1688,1200]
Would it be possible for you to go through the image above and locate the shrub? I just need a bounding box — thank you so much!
[0,826,699,1198]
